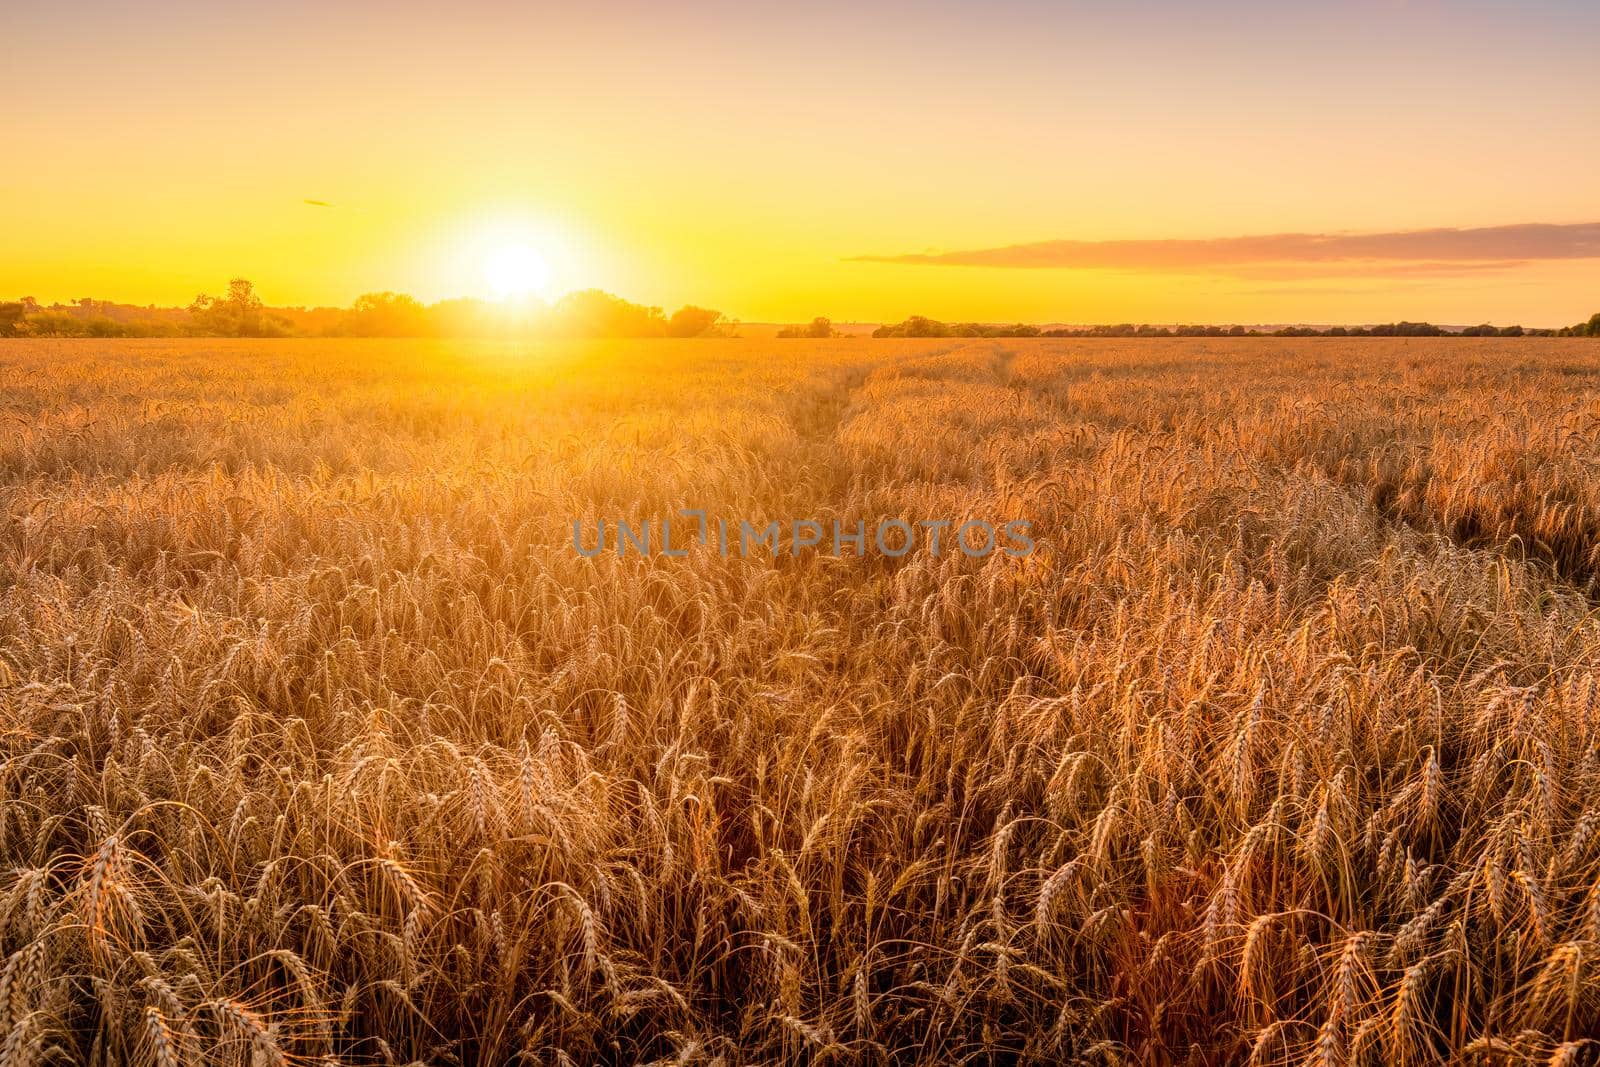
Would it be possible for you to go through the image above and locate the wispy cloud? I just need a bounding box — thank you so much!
[852,222,1600,278]
[1224,260,1531,281]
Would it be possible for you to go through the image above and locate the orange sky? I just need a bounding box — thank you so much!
[6,0,1599,325]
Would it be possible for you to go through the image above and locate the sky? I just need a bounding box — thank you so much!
[5,0,1599,325]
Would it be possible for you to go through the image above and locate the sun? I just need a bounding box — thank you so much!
[483,242,553,300]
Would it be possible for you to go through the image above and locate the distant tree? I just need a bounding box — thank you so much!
[873,316,953,338]
[551,289,668,338]
[118,318,169,337]
[17,310,85,337]
[667,305,724,338]
[423,297,500,337]
[189,278,287,337]
[0,303,25,337]
[1356,322,1444,337]
[780,316,844,339]
[337,292,430,337]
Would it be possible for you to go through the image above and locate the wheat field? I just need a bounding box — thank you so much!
[3,336,1600,1065]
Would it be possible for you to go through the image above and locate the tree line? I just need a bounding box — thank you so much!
[865,314,1600,339]
[0,281,732,339]
[7,285,1599,341]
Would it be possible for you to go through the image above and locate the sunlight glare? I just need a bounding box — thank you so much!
[483,243,553,300]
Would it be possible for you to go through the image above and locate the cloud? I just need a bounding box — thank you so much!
[852,222,1600,278]
[1225,260,1530,282]
[303,198,334,207]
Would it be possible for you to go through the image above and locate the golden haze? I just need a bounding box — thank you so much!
[5,2,1600,324]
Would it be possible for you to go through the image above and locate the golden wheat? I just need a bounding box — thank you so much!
[1,335,1599,1063]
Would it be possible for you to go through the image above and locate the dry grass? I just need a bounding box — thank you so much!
[2,335,1600,1064]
